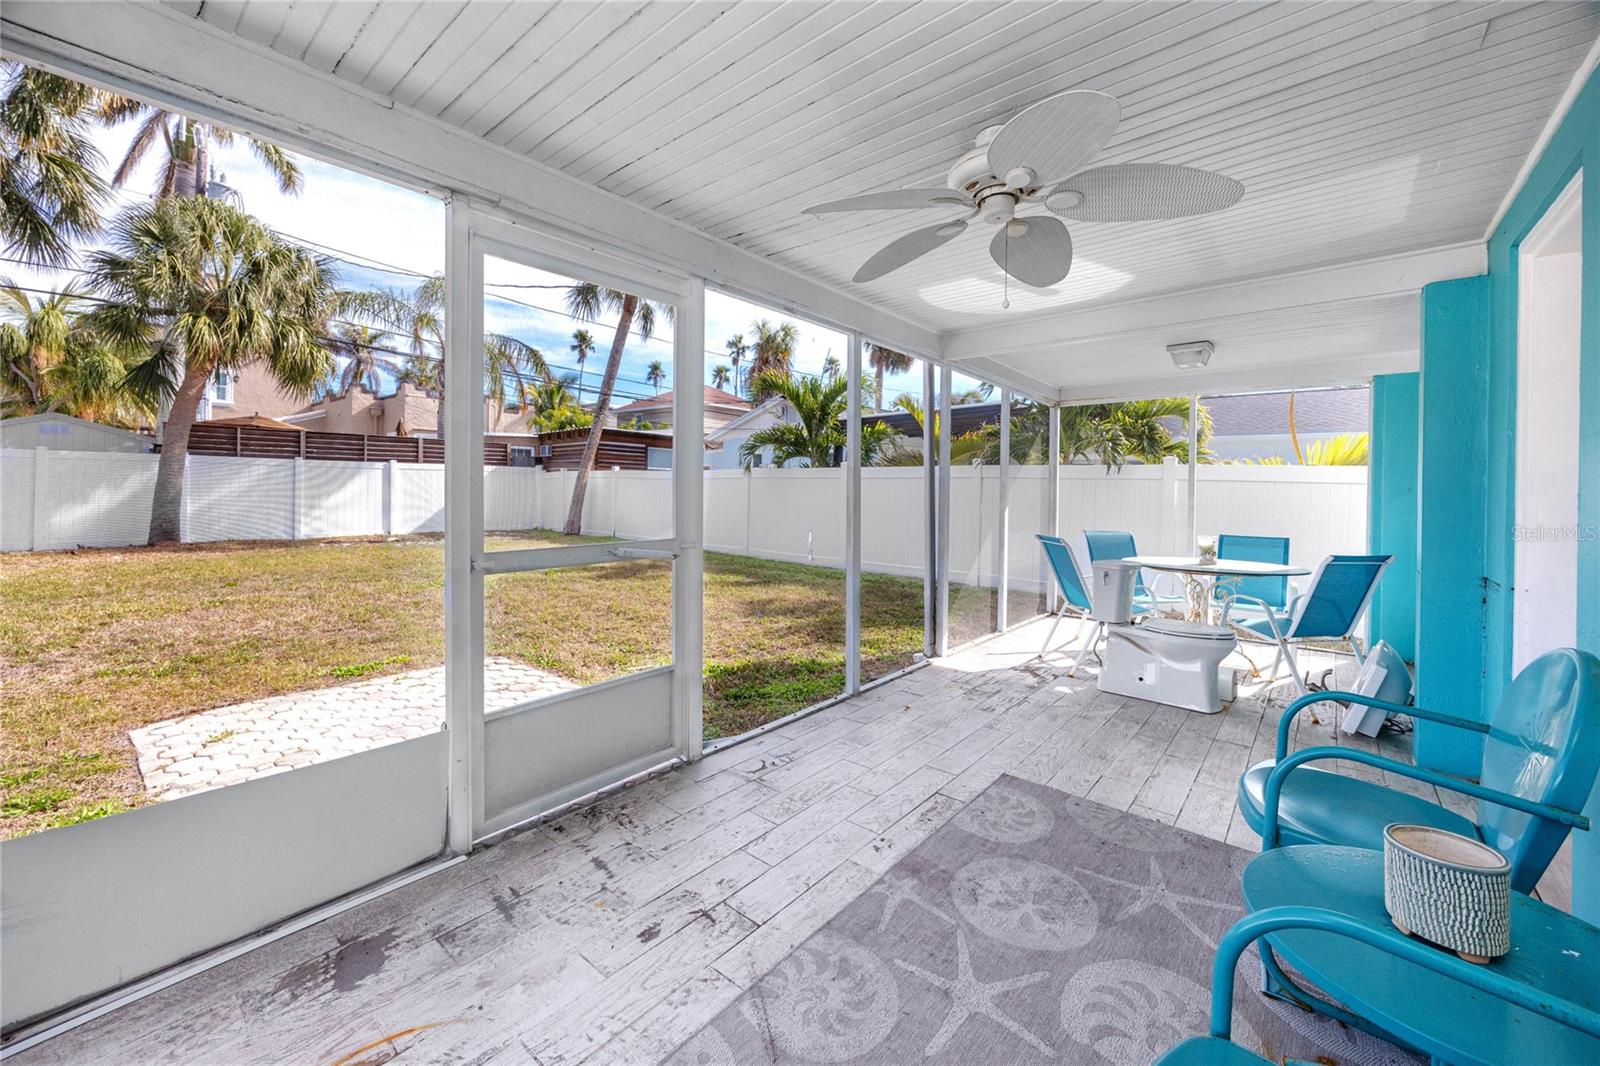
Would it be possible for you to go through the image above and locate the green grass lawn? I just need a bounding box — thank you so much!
[1,532,1038,838]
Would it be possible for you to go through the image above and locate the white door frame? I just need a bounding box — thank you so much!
[1512,171,1583,673]
[443,198,701,850]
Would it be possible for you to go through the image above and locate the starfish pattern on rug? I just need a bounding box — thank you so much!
[893,928,1055,1057]
[867,871,954,932]
[1075,856,1240,948]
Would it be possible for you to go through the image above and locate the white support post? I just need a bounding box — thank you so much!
[844,334,863,695]
[922,361,936,658]
[672,277,706,759]
[1187,393,1199,552]
[443,197,484,854]
[936,365,953,657]
[1047,404,1060,613]
[1159,455,1182,554]
[384,459,397,535]
[290,457,305,541]
[996,388,1011,631]
[31,447,47,551]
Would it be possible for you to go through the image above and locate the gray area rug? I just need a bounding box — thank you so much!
[669,776,1419,1066]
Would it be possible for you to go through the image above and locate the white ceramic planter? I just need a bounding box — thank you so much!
[1383,823,1511,963]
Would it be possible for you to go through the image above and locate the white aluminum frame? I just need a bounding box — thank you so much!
[445,201,700,847]
[1047,404,1062,614]
[444,198,485,853]
[845,334,863,695]
[936,366,954,656]
[997,388,1012,631]
[923,361,938,657]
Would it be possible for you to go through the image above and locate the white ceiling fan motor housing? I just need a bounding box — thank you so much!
[976,186,1018,225]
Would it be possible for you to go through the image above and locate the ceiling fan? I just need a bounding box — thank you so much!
[803,89,1244,300]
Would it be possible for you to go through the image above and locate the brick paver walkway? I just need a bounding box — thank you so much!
[129,658,575,800]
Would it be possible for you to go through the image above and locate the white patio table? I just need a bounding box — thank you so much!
[1126,555,1311,624]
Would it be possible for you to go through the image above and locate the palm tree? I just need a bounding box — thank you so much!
[821,354,841,380]
[528,376,590,432]
[339,274,547,429]
[645,359,667,391]
[563,282,672,535]
[738,369,895,469]
[1245,432,1368,466]
[724,333,747,397]
[746,319,798,400]
[711,363,732,391]
[866,342,913,411]
[106,101,300,201]
[570,328,594,403]
[84,196,338,544]
[1054,397,1212,469]
[0,279,148,424]
[0,63,123,267]
[874,392,987,466]
[325,321,397,395]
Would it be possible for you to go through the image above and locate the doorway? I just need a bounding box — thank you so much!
[1513,172,1583,672]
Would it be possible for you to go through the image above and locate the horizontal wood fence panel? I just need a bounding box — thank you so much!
[185,424,501,465]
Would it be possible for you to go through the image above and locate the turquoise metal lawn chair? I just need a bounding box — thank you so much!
[1036,534,1104,672]
[1222,553,1390,694]
[1237,647,1600,894]
[1082,529,1183,611]
[1212,533,1292,612]
[1155,906,1600,1066]
[1036,534,1149,674]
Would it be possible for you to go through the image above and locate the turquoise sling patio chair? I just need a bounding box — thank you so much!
[1222,553,1390,695]
[1157,905,1600,1066]
[1236,647,1600,894]
[1082,529,1183,611]
[1212,533,1293,612]
[1036,534,1147,674]
[1035,534,1098,672]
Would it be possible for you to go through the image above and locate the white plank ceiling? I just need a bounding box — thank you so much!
[176,1,1598,335]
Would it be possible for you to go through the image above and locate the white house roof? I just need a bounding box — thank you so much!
[0,412,152,448]
[614,386,751,416]
[705,397,787,443]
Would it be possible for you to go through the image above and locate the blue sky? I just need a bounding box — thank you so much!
[15,96,989,410]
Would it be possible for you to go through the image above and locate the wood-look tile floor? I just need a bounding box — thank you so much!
[16,618,1551,1065]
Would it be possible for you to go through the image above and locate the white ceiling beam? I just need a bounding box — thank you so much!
[1051,352,1417,406]
[1,0,942,359]
[939,241,1485,364]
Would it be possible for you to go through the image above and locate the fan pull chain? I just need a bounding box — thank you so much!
[1002,232,1011,309]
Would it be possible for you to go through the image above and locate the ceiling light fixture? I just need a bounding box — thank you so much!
[1167,340,1214,369]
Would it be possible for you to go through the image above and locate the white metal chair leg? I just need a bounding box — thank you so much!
[1038,611,1065,659]
[1282,641,1307,695]
[1268,643,1283,681]
[1069,622,1103,677]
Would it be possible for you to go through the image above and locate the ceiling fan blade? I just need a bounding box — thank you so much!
[1045,164,1244,221]
[804,187,970,214]
[987,89,1120,187]
[854,219,968,282]
[989,216,1073,287]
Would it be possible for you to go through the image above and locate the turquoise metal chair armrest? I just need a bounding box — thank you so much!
[1207,907,1600,1043]
[1273,690,1486,760]
[1260,746,1590,848]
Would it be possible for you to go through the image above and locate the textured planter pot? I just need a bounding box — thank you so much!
[1384,823,1511,963]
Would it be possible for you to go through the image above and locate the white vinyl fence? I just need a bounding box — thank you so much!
[1,449,1367,594]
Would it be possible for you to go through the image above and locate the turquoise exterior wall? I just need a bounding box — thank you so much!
[1415,277,1491,776]
[1367,372,1419,662]
[1414,68,1597,920]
